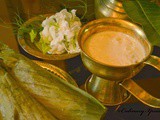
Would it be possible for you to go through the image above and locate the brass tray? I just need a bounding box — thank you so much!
[33,60,78,87]
[17,14,79,60]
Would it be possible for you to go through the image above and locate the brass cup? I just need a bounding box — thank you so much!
[78,18,160,108]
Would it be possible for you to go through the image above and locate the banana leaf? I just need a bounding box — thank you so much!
[0,66,57,120]
[123,0,160,47]
[0,68,16,120]
[0,42,107,120]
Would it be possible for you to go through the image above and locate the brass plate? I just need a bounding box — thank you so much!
[33,60,78,87]
[17,14,79,60]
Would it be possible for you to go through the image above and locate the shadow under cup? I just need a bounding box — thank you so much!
[78,18,160,108]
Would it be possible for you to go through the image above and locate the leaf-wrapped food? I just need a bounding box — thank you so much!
[0,68,16,120]
[0,42,107,120]
[0,66,57,120]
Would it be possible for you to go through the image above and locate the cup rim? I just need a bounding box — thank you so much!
[78,18,153,68]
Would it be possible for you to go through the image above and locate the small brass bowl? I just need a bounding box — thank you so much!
[78,18,151,81]
[17,14,79,60]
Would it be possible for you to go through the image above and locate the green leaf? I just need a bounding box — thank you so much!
[0,41,107,120]
[35,37,50,54]
[29,29,37,43]
[123,0,160,47]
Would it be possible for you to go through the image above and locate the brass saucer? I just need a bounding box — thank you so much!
[17,14,79,60]
[33,60,78,87]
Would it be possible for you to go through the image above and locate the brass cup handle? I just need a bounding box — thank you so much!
[119,55,160,108]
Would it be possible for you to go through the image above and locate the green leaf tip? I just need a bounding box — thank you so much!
[29,29,37,43]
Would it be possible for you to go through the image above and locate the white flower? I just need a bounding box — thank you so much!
[49,26,56,41]
[40,9,81,54]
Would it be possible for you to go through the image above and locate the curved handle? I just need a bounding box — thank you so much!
[119,55,160,108]
[144,55,160,71]
[119,79,160,108]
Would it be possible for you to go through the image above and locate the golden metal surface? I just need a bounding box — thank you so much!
[95,0,128,19]
[85,75,131,106]
[120,79,160,108]
[144,55,160,71]
[78,18,160,108]
[17,14,79,60]
[78,18,151,80]
[33,60,78,87]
